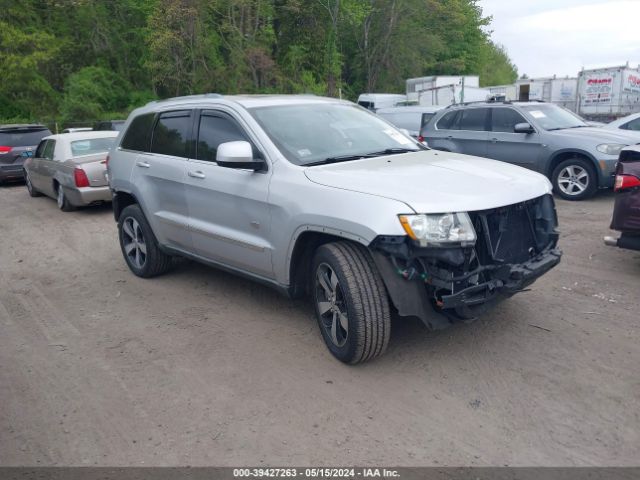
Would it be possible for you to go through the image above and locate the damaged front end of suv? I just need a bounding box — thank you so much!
[370,194,562,329]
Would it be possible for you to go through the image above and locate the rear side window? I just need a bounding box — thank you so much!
[0,128,51,147]
[196,113,247,162]
[436,111,458,130]
[43,140,55,160]
[35,140,48,158]
[457,108,489,131]
[491,108,527,133]
[121,114,155,152]
[150,111,191,158]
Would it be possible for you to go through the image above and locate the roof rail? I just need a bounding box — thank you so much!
[146,93,223,106]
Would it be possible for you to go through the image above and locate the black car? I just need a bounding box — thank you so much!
[0,124,52,184]
[93,120,125,132]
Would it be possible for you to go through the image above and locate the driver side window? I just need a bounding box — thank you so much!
[42,140,55,160]
[196,112,250,162]
[491,108,527,133]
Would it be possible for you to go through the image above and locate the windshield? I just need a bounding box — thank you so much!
[70,137,116,156]
[520,104,588,131]
[249,103,421,165]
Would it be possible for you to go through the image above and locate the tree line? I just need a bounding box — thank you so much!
[0,0,518,124]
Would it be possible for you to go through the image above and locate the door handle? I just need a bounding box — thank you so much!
[491,137,499,143]
[136,161,150,168]
[188,170,206,179]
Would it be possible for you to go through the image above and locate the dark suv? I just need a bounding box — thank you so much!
[0,124,52,184]
[421,101,640,201]
[93,120,125,132]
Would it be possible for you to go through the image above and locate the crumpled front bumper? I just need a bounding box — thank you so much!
[438,247,562,310]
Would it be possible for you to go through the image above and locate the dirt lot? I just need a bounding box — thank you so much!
[0,182,638,467]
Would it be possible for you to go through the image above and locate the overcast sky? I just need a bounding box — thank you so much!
[478,0,640,79]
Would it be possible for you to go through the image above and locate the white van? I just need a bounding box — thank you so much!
[357,93,407,112]
[376,106,443,138]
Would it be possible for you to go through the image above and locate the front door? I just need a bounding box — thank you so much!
[184,109,274,279]
[487,107,544,170]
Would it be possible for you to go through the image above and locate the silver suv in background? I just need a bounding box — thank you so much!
[421,101,640,200]
[108,94,561,363]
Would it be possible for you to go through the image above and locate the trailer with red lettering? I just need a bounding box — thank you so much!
[576,65,640,120]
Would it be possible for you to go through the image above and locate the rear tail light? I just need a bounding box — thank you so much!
[614,174,640,192]
[103,155,109,166]
[74,168,90,188]
[0,146,12,154]
[417,135,425,143]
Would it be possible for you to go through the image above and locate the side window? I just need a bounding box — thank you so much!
[196,113,248,162]
[457,108,489,131]
[35,140,48,158]
[491,108,527,133]
[622,118,640,131]
[436,111,458,130]
[150,111,191,158]
[42,140,55,160]
[121,113,155,152]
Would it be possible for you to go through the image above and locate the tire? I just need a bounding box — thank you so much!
[311,241,391,364]
[117,204,172,278]
[551,157,597,201]
[25,171,41,197]
[56,184,75,211]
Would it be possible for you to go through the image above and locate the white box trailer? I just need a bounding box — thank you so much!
[515,76,577,110]
[406,76,479,102]
[487,84,518,101]
[418,84,490,106]
[576,65,640,120]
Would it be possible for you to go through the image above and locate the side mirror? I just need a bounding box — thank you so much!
[216,141,265,171]
[514,122,535,134]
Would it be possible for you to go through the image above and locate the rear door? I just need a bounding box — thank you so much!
[184,109,274,278]
[448,107,490,157]
[487,107,544,170]
[129,110,192,251]
[38,139,58,196]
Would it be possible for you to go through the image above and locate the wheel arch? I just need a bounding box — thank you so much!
[287,228,371,299]
[546,149,601,182]
[112,190,139,222]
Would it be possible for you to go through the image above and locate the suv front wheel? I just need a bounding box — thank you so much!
[312,242,391,364]
[118,204,173,277]
[551,157,597,201]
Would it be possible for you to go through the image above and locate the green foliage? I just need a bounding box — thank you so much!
[60,66,131,121]
[0,0,518,123]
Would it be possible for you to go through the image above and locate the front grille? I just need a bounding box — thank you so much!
[471,195,557,266]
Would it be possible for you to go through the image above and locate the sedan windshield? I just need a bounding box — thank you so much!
[520,104,588,131]
[249,103,421,165]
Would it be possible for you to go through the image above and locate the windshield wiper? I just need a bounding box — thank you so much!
[304,147,420,167]
[547,125,588,131]
[365,147,421,156]
[304,153,377,166]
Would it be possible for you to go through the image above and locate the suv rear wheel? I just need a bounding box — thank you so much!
[551,157,597,201]
[312,242,391,364]
[118,204,172,277]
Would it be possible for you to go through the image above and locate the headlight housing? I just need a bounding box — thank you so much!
[596,143,627,156]
[398,213,477,247]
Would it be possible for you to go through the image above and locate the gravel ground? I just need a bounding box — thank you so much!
[0,182,638,466]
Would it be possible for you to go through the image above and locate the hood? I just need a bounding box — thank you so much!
[550,126,640,145]
[304,150,552,214]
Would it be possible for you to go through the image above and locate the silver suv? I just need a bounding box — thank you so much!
[108,94,561,363]
[421,101,640,200]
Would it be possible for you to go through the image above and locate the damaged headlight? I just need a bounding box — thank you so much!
[399,212,477,247]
